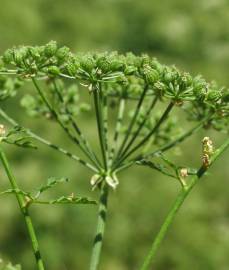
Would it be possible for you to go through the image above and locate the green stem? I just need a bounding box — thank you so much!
[32,78,100,170]
[115,85,148,161]
[93,88,107,170]
[89,183,109,270]
[140,138,229,270]
[102,93,109,163]
[119,96,158,160]
[52,80,101,168]
[0,108,98,172]
[109,98,126,166]
[114,101,174,169]
[114,118,208,174]
[0,146,45,270]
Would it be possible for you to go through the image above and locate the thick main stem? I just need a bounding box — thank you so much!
[140,138,229,270]
[0,146,45,270]
[89,184,109,270]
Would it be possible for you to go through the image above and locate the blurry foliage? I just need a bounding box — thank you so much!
[0,0,228,270]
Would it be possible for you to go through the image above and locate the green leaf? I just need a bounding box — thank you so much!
[2,126,37,149]
[49,195,97,205]
[0,188,32,199]
[38,177,69,194]
[136,159,176,179]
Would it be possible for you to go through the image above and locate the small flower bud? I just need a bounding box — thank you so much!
[143,65,159,84]
[56,46,70,60]
[96,57,110,73]
[44,41,57,57]
[124,65,137,75]
[206,90,221,102]
[164,71,178,83]
[66,62,78,76]
[2,49,14,64]
[28,47,41,60]
[150,60,163,73]
[110,60,125,71]
[80,56,95,72]
[180,72,192,86]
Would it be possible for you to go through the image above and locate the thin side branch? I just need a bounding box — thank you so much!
[139,138,229,270]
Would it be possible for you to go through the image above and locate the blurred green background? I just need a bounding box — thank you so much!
[0,0,229,269]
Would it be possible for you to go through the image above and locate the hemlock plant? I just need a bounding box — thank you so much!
[0,41,228,270]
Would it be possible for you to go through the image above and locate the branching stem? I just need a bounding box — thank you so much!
[0,108,98,172]
[113,101,174,169]
[139,138,229,270]
[114,117,209,174]
[109,97,126,165]
[119,96,158,160]
[93,87,108,170]
[32,78,100,170]
[115,85,148,161]
[52,80,101,168]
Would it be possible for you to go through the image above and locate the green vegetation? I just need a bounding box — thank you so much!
[0,1,228,270]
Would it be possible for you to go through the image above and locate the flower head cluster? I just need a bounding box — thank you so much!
[0,41,228,133]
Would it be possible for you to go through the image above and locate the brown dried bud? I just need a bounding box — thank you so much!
[202,153,210,168]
